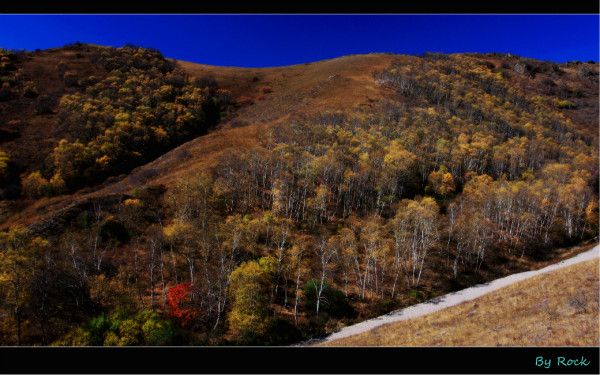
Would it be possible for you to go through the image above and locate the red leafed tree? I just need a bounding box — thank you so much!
[167,283,196,326]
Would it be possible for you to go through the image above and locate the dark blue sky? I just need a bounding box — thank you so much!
[0,15,597,67]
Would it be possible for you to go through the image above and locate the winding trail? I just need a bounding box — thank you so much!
[314,243,600,345]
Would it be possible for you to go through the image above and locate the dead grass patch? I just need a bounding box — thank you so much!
[325,258,599,346]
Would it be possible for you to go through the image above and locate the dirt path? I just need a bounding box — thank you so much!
[313,243,600,345]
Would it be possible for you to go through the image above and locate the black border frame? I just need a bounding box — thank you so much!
[0,2,598,375]
[0,347,598,373]
[0,0,598,14]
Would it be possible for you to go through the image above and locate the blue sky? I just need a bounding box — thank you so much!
[0,15,597,67]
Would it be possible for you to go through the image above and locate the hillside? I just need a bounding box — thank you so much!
[0,44,598,346]
[0,47,397,226]
[1,47,598,228]
[323,253,599,346]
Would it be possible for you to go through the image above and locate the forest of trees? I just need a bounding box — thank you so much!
[0,47,597,345]
[12,45,230,196]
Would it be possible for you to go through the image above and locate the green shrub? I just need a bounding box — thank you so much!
[52,309,179,346]
[87,315,111,345]
[555,99,577,109]
[141,314,178,345]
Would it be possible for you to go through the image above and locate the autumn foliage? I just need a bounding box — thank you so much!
[0,46,597,346]
[167,283,196,327]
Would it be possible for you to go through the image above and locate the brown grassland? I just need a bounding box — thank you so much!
[324,256,600,346]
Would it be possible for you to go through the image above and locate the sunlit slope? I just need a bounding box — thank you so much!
[325,256,599,346]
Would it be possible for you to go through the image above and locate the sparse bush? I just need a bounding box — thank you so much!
[0,56,15,74]
[513,61,540,78]
[513,62,526,75]
[56,61,67,75]
[215,88,232,105]
[555,99,577,109]
[0,82,11,101]
[21,171,50,198]
[63,72,79,87]
[541,78,556,87]
[48,173,67,195]
[78,75,98,86]
[0,150,8,178]
[577,66,598,79]
[195,75,217,89]
[421,52,449,61]
[51,327,92,346]
[236,96,254,106]
[22,81,39,98]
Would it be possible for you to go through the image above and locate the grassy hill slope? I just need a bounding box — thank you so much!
[325,254,599,346]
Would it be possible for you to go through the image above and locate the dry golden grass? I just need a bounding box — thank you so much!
[325,258,599,346]
[180,53,397,124]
